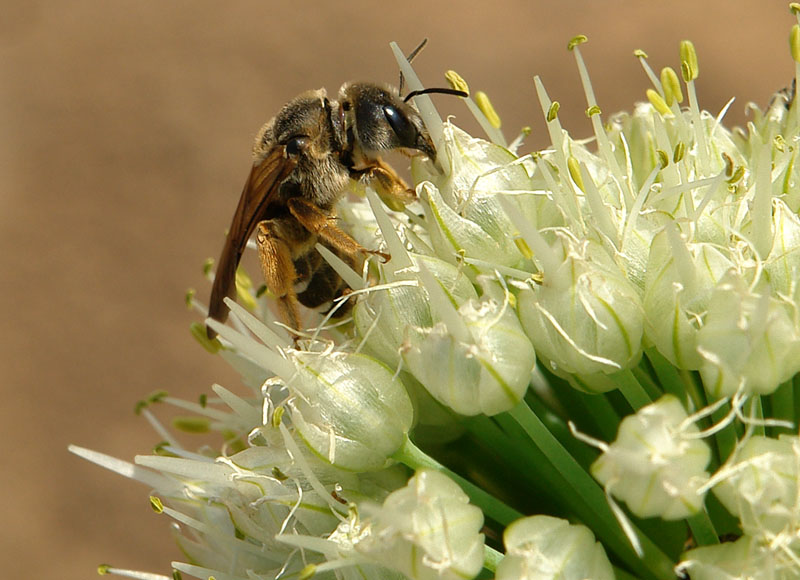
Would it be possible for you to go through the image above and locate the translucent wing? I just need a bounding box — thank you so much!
[207,146,297,338]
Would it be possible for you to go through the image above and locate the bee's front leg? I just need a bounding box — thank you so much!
[255,220,302,335]
[351,156,416,211]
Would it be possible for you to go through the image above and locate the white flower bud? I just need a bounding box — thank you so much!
[712,434,800,537]
[419,181,525,269]
[289,350,414,471]
[495,515,615,580]
[343,469,486,580]
[402,278,536,416]
[764,198,800,298]
[679,534,795,580]
[591,395,712,519]
[517,235,644,380]
[411,122,536,269]
[696,272,800,398]
[643,225,734,370]
[86,436,407,579]
[353,253,478,368]
[413,122,532,213]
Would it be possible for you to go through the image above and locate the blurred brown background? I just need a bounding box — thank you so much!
[1,1,793,577]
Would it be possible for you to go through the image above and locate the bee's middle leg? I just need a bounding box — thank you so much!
[255,221,301,333]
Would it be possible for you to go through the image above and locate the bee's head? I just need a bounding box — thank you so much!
[339,82,438,161]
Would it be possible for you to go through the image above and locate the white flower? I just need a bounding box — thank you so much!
[289,349,414,471]
[696,271,800,399]
[517,234,644,383]
[712,434,800,538]
[400,275,535,416]
[74,21,800,580]
[410,125,532,270]
[280,469,485,580]
[209,299,415,471]
[643,224,734,370]
[591,395,712,519]
[495,515,615,580]
[679,534,800,580]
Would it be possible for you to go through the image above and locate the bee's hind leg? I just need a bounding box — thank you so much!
[255,220,302,336]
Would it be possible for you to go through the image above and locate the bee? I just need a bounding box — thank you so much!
[206,79,465,339]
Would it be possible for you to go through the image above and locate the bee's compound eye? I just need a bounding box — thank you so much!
[285,136,309,157]
[382,105,417,148]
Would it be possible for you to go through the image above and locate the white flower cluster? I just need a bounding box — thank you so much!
[73,11,800,580]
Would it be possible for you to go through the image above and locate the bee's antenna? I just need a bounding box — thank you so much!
[403,87,468,103]
[398,38,428,96]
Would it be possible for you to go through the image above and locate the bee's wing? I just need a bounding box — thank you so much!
[207,146,297,338]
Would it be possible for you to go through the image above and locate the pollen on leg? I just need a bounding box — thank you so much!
[256,221,302,332]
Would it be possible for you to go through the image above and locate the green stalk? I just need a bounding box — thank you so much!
[770,380,795,436]
[506,402,675,580]
[631,364,664,400]
[794,374,800,427]
[534,370,621,441]
[686,509,719,547]
[466,414,580,516]
[645,348,689,405]
[710,401,737,464]
[483,545,503,573]
[680,369,707,414]
[613,565,644,580]
[525,392,598,468]
[749,397,765,437]
[578,390,623,441]
[615,369,654,410]
[392,436,522,526]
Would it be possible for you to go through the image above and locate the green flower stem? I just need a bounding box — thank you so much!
[749,397,766,437]
[613,565,644,580]
[575,391,623,441]
[770,380,795,436]
[680,369,708,414]
[631,364,664,400]
[466,414,580,513]
[537,371,622,441]
[392,436,522,526]
[710,401,737,464]
[679,368,737,468]
[704,490,741,538]
[794,374,800,429]
[505,401,675,580]
[525,392,598,468]
[645,349,690,404]
[686,509,719,547]
[482,545,503,573]
[615,369,654,410]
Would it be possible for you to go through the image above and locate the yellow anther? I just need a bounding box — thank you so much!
[568,35,588,50]
[791,24,800,63]
[660,67,683,105]
[680,40,699,81]
[445,70,470,96]
[656,149,669,169]
[673,142,686,163]
[190,321,221,354]
[567,156,585,191]
[646,89,672,116]
[547,101,560,122]
[475,91,502,128]
[586,105,602,117]
[149,496,164,513]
